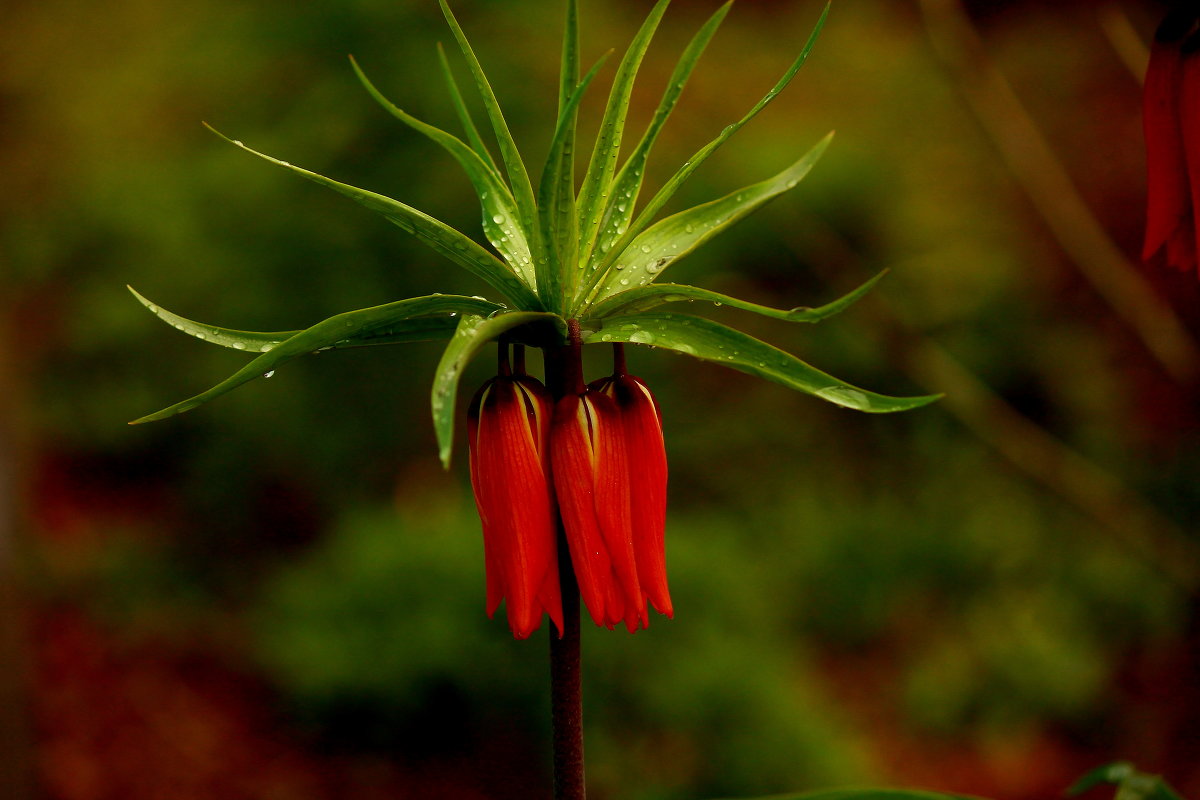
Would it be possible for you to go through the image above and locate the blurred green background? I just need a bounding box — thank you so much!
[3,0,1199,798]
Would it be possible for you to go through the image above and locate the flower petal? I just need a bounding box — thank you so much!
[470,377,561,639]
[1144,33,1190,265]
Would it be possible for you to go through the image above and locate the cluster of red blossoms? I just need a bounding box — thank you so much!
[467,344,671,639]
[1143,6,1200,274]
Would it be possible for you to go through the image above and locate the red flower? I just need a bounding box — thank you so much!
[1143,9,1200,274]
[551,387,646,631]
[467,351,563,639]
[589,355,672,619]
[468,343,671,636]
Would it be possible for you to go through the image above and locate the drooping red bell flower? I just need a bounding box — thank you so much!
[467,346,563,639]
[1143,8,1200,274]
[550,385,646,632]
[589,345,672,619]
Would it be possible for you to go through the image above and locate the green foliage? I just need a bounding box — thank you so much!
[1069,763,1187,800]
[129,0,935,446]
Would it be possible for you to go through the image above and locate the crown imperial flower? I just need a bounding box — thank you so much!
[129,0,938,641]
[467,346,563,639]
[588,347,671,619]
[1143,8,1200,274]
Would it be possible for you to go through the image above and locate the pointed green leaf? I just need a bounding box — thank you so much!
[437,42,499,175]
[131,294,503,424]
[575,0,671,270]
[129,286,298,352]
[1068,763,1137,797]
[583,313,939,413]
[587,271,885,321]
[591,133,831,302]
[431,310,565,467]
[438,0,540,243]
[583,1,732,285]
[205,126,540,310]
[1068,763,1185,800]
[351,58,535,284]
[538,54,611,314]
[586,1,830,291]
[558,0,580,114]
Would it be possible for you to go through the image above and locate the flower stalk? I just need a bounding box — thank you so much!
[545,319,586,800]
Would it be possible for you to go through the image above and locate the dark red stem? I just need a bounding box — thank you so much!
[612,343,627,377]
[543,319,585,800]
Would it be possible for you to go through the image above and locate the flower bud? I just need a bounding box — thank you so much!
[467,370,563,639]
[590,371,672,619]
[551,389,646,631]
[1144,9,1200,274]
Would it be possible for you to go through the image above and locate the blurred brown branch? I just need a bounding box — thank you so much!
[918,0,1200,385]
[796,224,1200,595]
[1098,3,1149,83]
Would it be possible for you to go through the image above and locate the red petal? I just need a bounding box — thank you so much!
[1180,49,1200,276]
[1144,38,1191,265]
[612,376,672,619]
[467,383,503,618]
[475,379,559,639]
[551,394,616,627]
[585,392,643,621]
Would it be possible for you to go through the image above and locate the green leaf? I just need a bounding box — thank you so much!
[1068,763,1186,800]
[712,790,978,800]
[587,271,885,321]
[575,0,671,271]
[558,0,580,114]
[436,42,499,175]
[585,1,831,292]
[437,0,540,244]
[431,310,565,467]
[350,57,535,284]
[131,294,502,424]
[205,125,541,310]
[129,286,298,352]
[590,133,832,302]
[583,0,732,285]
[583,313,940,413]
[1069,763,1138,797]
[537,54,611,315]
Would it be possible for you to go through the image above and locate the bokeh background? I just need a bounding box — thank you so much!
[3,0,1199,798]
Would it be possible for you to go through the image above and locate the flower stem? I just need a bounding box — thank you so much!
[544,319,586,800]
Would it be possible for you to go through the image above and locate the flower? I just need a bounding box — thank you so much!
[588,347,672,620]
[467,347,563,639]
[551,384,646,631]
[1143,8,1200,274]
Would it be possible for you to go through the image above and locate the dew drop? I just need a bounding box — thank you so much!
[620,278,630,286]
[147,304,158,313]
[232,140,243,147]
[232,342,246,350]
[629,330,654,345]
[640,245,652,254]
[684,223,694,234]
[260,343,275,352]
[601,333,613,342]
[196,333,207,340]
[492,214,505,224]
[263,370,275,379]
